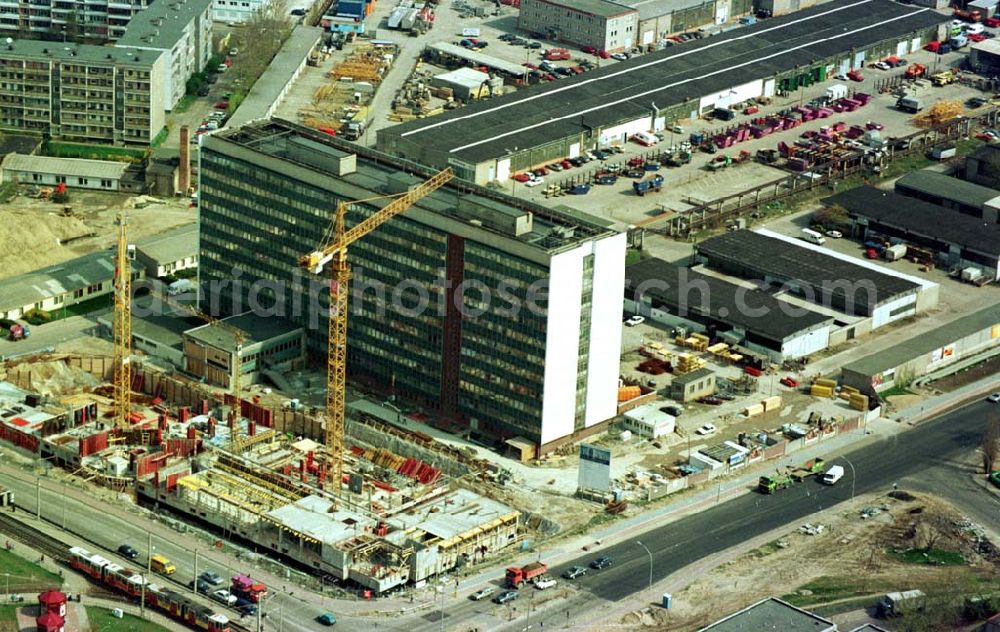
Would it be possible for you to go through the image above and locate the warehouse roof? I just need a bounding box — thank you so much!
[695,229,921,312]
[843,304,1000,377]
[699,597,837,632]
[971,37,1000,56]
[136,224,198,266]
[0,39,161,66]
[1,153,129,180]
[625,0,706,20]
[382,0,944,165]
[116,0,212,50]
[0,251,115,313]
[427,42,530,76]
[529,0,636,18]
[626,259,832,341]
[830,186,1000,257]
[895,171,1000,209]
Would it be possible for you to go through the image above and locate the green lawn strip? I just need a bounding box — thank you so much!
[86,607,176,632]
[891,548,966,566]
[780,575,890,607]
[0,549,62,591]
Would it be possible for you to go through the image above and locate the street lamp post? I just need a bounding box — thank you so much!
[842,456,857,502]
[636,541,653,592]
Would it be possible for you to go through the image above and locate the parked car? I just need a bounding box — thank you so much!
[590,556,613,570]
[532,167,549,176]
[513,172,532,182]
[187,578,212,594]
[214,100,230,109]
[199,571,224,586]
[611,52,629,61]
[548,162,564,171]
[624,315,645,327]
[534,577,557,590]
[699,396,723,405]
[780,376,800,388]
[696,423,717,435]
[211,589,238,606]
[967,96,988,108]
[470,587,496,601]
[825,230,843,238]
[494,590,519,604]
[526,41,541,49]
[236,598,257,615]
[216,63,228,73]
[582,45,598,54]
[987,393,1000,403]
[117,544,139,560]
[662,405,683,416]
[525,176,545,187]
[563,566,587,579]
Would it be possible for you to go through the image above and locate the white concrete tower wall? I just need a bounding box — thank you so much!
[539,232,626,445]
[584,232,627,427]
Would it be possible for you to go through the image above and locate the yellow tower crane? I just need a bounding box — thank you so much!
[112,211,135,428]
[300,167,454,492]
[152,291,248,402]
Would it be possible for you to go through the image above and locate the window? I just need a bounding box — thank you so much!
[56,175,65,183]
[101,179,112,188]
[78,177,88,185]
[32,173,40,181]
[73,289,84,298]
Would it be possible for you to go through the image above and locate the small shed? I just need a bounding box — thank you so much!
[430,67,492,101]
[670,368,716,402]
[37,590,66,617]
[35,611,64,632]
[622,403,675,439]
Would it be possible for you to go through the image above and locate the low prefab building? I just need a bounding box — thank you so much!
[1,154,129,191]
[841,304,1000,394]
[622,402,676,438]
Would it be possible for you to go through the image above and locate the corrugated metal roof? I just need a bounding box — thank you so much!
[843,303,1000,376]
[2,153,128,180]
[0,250,115,314]
[427,42,528,76]
[895,170,1000,209]
[136,224,197,266]
[383,0,945,165]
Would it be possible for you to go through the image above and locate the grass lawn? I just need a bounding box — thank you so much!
[880,385,914,399]
[0,548,62,591]
[891,547,966,566]
[172,94,197,113]
[780,575,891,607]
[0,604,19,632]
[46,142,146,162]
[59,294,113,319]
[87,607,176,632]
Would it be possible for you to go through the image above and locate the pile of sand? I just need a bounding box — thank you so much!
[7,360,99,397]
[0,209,94,278]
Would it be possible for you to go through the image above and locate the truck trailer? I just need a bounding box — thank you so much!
[506,562,548,588]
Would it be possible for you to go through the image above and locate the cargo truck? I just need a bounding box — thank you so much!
[633,174,664,196]
[878,590,926,617]
[231,574,267,603]
[896,96,923,113]
[758,472,794,494]
[7,321,30,341]
[506,562,548,588]
[791,457,825,481]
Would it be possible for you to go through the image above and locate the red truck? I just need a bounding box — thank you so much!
[231,574,267,603]
[953,8,982,22]
[543,48,570,61]
[505,562,548,588]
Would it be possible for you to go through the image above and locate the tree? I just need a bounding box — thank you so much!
[982,417,1000,474]
[812,204,850,230]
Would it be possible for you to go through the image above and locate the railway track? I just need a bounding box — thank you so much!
[0,512,69,561]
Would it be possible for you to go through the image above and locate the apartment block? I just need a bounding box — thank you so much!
[198,119,626,454]
[116,0,212,109]
[0,39,166,144]
[0,0,153,40]
[518,0,639,52]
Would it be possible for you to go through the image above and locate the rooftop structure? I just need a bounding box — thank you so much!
[698,597,837,632]
[695,229,930,319]
[199,119,626,452]
[831,186,1000,280]
[625,258,833,358]
[379,0,945,184]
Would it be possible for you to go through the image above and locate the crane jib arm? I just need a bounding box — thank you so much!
[300,167,454,274]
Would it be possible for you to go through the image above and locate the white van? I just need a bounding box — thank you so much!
[632,131,658,147]
[167,279,194,296]
[966,23,985,35]
[800,228,826,245]
[822,465,845,485]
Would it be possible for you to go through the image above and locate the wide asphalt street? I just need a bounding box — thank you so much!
[398,398,998,632]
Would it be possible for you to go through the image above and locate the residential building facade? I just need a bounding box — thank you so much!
[0,0,152,40]
[116,0,213,109]
[518,0,639,52]
[198,120,626,453]
[0,40,166,144]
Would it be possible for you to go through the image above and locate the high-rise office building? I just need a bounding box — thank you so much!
[198,119,626,453]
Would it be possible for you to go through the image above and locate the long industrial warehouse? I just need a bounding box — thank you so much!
[377,0,946,184]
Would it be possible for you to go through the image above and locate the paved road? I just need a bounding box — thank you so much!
[393,398,997,631]
[0,315,100,359]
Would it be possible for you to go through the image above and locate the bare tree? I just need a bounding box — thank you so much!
[982,418,1000,474]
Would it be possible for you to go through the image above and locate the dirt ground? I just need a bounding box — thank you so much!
[622,492,1000,631]
[0,190,194,279]
[932,355,1000,393]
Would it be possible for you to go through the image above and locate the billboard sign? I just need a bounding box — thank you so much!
[578,443,611,492]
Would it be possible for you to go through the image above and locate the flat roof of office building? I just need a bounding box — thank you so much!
[214,119,618,257]
[382,0,944,164]
[184,311,302,350]
[0,39,160,67]
[695,229,921,310]
[529,0,636,18]
[842,303,1000,377]
[135,224,198,265]
[895,170,1000,209]
[626,258,832,342]
[698,597,837,632]
[830,185,1000,257]
[116,0,212,50]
